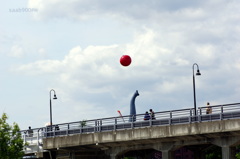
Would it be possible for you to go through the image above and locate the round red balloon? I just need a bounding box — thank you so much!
[120,55,132,66]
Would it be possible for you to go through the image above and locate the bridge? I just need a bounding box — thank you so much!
[21,103,240,159]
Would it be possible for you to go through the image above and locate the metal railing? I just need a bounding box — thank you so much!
[21,128,45,155]
[198,103,240,121]
[21,102,240,154]
[42,102,240,137]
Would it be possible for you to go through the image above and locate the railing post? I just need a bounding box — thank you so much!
[198,108,202,122]
[37,130,40,152]
[99,120,102,132]
[53,126,55,137]
[189,109,192,123]
[24,132,26,144]
[95,120,97,132]
[131,116,134,129]
[114,118,117,131]
[199,108,202,115]
[80,121,82,134]
[220,106,223,120]
[66,124,69,135]
[37,130,39,143]
[169,111,172,125]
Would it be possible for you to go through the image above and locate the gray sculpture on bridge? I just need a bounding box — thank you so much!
[129,90,139,122]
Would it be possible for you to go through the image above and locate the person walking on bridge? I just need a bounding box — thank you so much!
[27,126,33,137]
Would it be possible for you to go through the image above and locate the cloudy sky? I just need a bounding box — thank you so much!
[1,0,240,130]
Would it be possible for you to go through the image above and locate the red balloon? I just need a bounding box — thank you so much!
[120,55,131,66]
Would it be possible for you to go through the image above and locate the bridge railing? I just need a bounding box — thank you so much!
[20,128,45,155]
[21,102,240,141]
[41,103,240,137]
[198,103,240,114]
[198,103,240,121]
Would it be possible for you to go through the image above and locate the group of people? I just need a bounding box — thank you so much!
[143,102,212,121]
[144,109,156,120]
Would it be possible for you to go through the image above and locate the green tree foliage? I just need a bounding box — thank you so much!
[205,145,222,159]
[236,153,240,159]
[80,120,87,127]
[235,145,240,159]
[0,113,25,159]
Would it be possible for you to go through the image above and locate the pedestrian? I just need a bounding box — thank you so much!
[206,102,212,114]
[149,109,156,120]
[144,111,150,120]
[27,126,33,137]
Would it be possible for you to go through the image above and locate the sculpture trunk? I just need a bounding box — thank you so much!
[129,90,139,122]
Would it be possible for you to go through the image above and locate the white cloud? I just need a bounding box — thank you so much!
[38,48,46,57]
[15,60,63,75]
[196,45,215,60]
[13,30,181,99]
[14,26,240,101]
[28,0,197,21]
[3,0,240,129]
[9,45,24,58]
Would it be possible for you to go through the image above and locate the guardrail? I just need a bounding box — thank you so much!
[21,128,45,155]
[21,102,240,154]
[43,103,240,137]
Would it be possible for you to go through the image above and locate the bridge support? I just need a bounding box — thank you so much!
[106,147,123,159]
[110,154,116,159]
[161,150,174,159]
[212,136,240,159]
[221,146,231,159]
[70,152,75,159]
[160,142,175,159]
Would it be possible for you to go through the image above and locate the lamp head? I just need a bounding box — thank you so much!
[196,70,201,76]
[53,94,57,100]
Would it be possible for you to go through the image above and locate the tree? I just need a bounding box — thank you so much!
[235,145,240,159]
[205,145,222,159]
[80,119,87,127]
[0,113,25,159]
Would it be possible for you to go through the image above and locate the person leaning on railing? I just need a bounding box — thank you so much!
[144,111,150,120]
[149,109,156,120]
[206,102,212,114]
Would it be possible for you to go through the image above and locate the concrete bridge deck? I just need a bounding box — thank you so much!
[21,103,240,159]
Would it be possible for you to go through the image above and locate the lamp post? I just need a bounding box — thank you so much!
[192,63,201,116]
[49,89,57,126]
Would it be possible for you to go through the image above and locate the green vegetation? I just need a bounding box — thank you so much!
[236,145,240,159]
[80,120,87,127]
[0,113,25,159]
[205,145,222,159]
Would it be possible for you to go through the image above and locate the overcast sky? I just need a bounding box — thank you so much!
[1,0,240,130]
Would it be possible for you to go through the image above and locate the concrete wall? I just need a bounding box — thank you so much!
[43,119,240,150]
[43,119,240,159]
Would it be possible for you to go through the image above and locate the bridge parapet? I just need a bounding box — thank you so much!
[21,128,45,158]
[42,103,240,138]
[21,102,240,157]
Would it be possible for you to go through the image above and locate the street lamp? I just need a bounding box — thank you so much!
[192,63,201,116]
[49,89,57,126]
